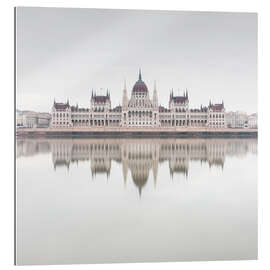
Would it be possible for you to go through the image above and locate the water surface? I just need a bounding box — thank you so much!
[16,138,257,265]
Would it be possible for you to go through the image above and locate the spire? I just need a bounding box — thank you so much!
[122,79,128,110]
[67,98,69,106]
[170,89,173,100]
[209,99,212,107]
[139,69,142,81]
[186,88,188,99]
[153,80,158,109]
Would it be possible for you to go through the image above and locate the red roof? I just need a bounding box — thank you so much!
[93,96,110,103]
[132,80,148,93]
[54,103,69,110]
[71,106,89,112]
[209,104,224,111]
[172,96,187,104]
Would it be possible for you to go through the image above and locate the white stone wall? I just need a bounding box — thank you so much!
[124,90,155,127]
[17,110,50,128]
[248,114,257,129]
[208,111,226,128]
[51,107,71,128]
[226,111,248,128]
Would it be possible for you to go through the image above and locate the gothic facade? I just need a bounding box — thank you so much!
[50,70,226,128]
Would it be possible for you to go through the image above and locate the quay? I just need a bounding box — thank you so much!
[16,127,258,138]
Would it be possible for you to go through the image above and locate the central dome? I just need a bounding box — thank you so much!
[132,70,148,93]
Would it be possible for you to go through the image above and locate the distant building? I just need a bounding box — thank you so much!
[16,110,51,128]
[226,111,248,129]
[248,113,257,129]
[51,70,226,129]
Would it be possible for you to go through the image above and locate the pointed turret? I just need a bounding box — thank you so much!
[122,79,128,111]
[153,80,158,109]
[139,69,142,81]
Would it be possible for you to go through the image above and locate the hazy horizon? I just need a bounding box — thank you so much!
[16,7,257,114]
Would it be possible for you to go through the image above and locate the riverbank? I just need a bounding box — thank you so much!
[16,127,258,138]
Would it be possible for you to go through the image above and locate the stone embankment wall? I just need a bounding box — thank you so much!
[16,127,258,138]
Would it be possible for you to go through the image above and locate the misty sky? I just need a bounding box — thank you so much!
[16,7,257,114]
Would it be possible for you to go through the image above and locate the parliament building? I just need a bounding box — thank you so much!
[50,70,226,129]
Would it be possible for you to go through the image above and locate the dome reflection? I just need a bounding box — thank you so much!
[17,138,257,195]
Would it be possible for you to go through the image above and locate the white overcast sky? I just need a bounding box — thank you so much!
[16,7,257,114]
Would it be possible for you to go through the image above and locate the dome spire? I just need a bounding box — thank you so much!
[139,69,142,81]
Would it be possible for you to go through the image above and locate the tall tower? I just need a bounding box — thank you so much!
[121,80,128,127]
[152,80,160,127]
[153,80,158,109]
[122,80,128,110]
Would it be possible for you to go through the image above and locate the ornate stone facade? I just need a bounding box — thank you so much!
[50,70,226,128]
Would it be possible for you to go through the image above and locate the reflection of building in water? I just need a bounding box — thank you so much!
[16,139,51,158]
[17,138,257,195]
[121,141,159,195]
[51,141,73,170]
[88,143,121,178]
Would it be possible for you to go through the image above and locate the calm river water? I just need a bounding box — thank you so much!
[16,138,257,265]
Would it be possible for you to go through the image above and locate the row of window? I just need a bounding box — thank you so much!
[52,122,69,125]
[53,113,69,117]
[209,122,225,125]
[189,115,208,119]
[128,122,154,125]
[210,114,224,118]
